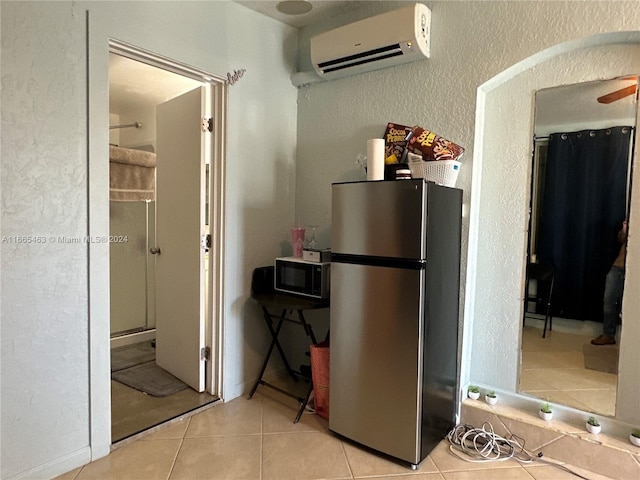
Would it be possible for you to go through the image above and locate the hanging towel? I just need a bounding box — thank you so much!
[109,145,156,201]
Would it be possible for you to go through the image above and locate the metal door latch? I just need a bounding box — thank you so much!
[201,346,211,360]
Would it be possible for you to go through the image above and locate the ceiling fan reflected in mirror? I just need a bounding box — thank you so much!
[597,76,639,104]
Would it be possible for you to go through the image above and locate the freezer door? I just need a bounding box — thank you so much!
[332,180,426,259]
[329,261,424,464]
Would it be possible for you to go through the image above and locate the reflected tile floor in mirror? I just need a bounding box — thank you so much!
[520,326,617,416]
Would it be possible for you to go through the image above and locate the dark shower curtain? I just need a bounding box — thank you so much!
[538,126,631,322]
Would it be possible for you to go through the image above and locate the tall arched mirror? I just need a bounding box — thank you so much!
[519,76,637,417]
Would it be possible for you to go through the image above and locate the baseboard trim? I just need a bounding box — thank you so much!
[6,446,91,480]
[110,329,156,348]
[460,398,640,478]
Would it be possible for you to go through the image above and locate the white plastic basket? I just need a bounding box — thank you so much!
[408,160,461,187]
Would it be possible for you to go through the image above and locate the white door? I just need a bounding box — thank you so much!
[155,87,207,391]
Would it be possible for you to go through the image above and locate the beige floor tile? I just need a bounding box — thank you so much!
[524,367,615,391]
[76,439,181,480]
[521,327,590,353]
[426,441,522,473]
[521,389,592,412]
[61,378,611,480]
[518,370,556,392]
[53,466,82,480]
[261,394,327,433]
[441,467,533,479]
[521,327,551,352]
[519,326,618,419]
[525,463,616,480]
[573,368,617,387]
[186,396,263,437]
[497,416,567,452]
[519,327,617,415]
[533,434,640,479]
[341,440,439,477]
[111,380,217,441]
[545,331,591,350]
[600,431,640,452]
[141,416,191,440]
[563,388,617,416]
[262,432,352,479]
[522,350,584,369]
[363,474,444,480]
[523,464,577,480]
[169,435,261,480]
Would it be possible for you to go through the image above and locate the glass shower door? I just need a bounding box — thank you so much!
[110,200,156,335]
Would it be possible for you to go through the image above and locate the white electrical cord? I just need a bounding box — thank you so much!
[446,423,593,479]
[446,423,530,463]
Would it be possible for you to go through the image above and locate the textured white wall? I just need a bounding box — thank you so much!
[295,0,640,425]
[1,2,92,478]
[116,107,157,149]
[1,1,298,478]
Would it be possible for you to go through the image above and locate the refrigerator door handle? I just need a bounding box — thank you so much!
[331,253,426,270]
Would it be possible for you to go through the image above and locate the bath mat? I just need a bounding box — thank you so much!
[111,341,156,372]
[112,361,189,397]
[583,343,619,374]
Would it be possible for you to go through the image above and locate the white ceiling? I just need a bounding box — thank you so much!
[109,53,201,114]
[535,77,638,133]
[234,1,363,28]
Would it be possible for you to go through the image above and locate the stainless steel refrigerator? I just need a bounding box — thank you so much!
[330,179,462,469]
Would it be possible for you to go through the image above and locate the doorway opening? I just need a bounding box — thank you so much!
[108,41,226,442]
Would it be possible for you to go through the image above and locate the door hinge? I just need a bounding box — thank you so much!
[201,346,211,361]
[201,234,211,252]
[201,117,213,132]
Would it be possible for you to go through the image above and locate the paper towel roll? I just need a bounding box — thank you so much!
[367,138,385,181]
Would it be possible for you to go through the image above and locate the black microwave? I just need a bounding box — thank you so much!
[274,257,330,299]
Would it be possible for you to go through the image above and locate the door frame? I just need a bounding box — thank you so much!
[107,40,227,395]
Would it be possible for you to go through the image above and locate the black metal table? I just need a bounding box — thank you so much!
[247,292,329,423]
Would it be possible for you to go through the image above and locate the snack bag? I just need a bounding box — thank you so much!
[407,126,465,162]
[383,123,413,164]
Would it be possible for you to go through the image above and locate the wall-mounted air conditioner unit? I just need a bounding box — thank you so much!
[310,3,431,80]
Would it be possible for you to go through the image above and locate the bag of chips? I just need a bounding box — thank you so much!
[407,126,465,162]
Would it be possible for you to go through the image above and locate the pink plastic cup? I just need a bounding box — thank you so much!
[291,227,305,257]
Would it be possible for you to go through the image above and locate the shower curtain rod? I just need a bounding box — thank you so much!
[534,126,635,142]
[110,121,142,130]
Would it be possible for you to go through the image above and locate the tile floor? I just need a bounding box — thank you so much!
[111,380,218,442]
[56,386,611,480]
[461,399,640,479]
[110,340,219,442]
[520,326,617,416]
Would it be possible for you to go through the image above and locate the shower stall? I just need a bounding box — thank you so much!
[109,144,157,341]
